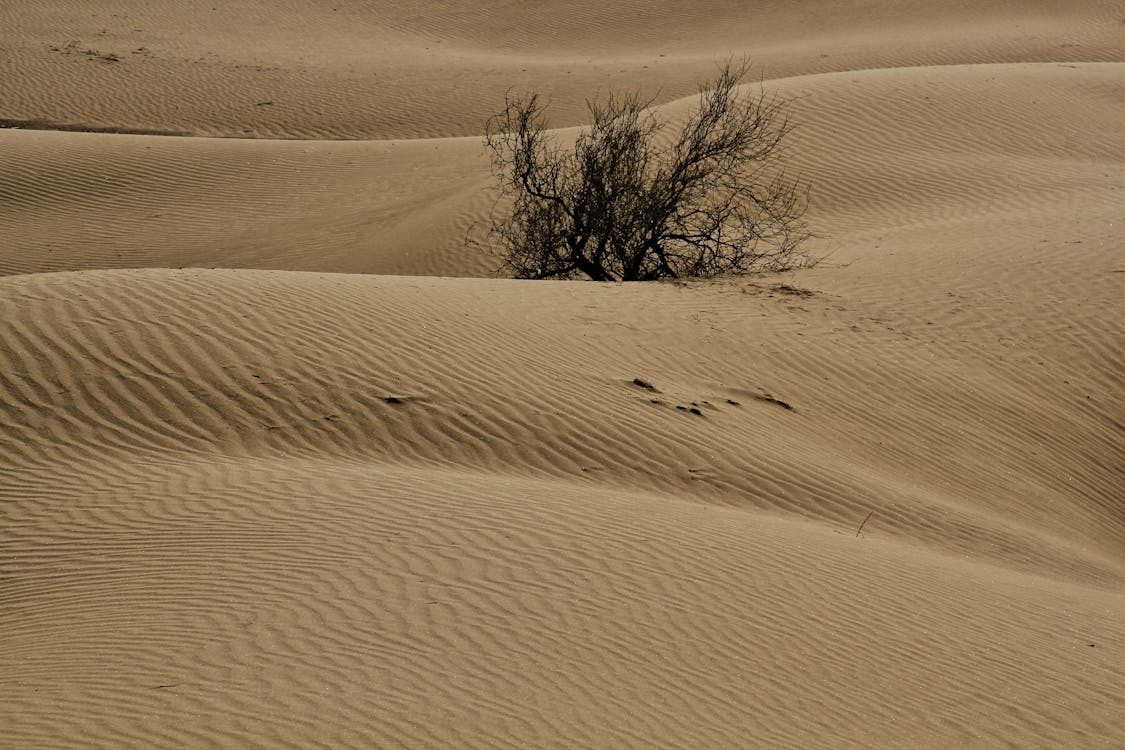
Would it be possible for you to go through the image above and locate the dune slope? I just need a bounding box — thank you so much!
[2,268,1123,748]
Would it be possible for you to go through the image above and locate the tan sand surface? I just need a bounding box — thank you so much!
[1,1,1123,748]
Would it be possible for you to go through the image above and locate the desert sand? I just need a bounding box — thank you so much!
[1,1,1123,748]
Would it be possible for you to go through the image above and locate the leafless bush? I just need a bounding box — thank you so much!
[484,62,811,281]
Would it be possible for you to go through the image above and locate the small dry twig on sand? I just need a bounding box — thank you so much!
[855,510,875,538]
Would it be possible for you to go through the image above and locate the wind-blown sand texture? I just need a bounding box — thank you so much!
[2,1,1124,748]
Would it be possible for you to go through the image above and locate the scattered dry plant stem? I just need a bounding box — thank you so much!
[856,510,875,538]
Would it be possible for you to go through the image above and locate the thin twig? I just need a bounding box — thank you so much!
[855,510,875,538]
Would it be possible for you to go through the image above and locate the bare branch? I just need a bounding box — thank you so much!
[484,62,812,281]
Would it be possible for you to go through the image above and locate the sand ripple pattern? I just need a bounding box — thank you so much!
[1,270,1121,580]
[4,456,1125,749]
[1,0,1122,138]
[3,2,1125,748]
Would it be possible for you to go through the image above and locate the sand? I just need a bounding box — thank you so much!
[2,1,1123,748]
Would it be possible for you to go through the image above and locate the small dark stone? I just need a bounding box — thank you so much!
[772,283,814,297]
[689,407,703,416]
[384,396,405,404]
[632,377,655,390]
[754,393,794,411]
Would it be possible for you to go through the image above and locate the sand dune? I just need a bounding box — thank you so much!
[2,1,1121,138]
[2,1,1123,748]
[0,131,494,277]
[4,61,1122,279]
[2,269,1123,748]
